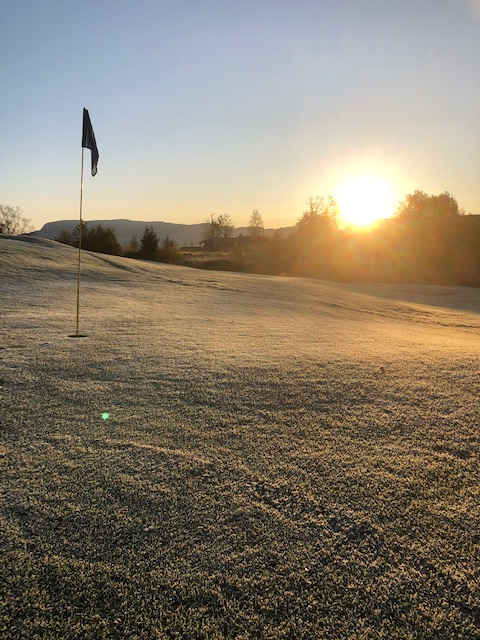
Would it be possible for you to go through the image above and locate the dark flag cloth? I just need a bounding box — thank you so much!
[81,108,99,176]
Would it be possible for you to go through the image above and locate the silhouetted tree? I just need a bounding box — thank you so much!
[85,225,123,255]
[202,214,235,249]
[140,226,159,259]
[248,209,264,237]
[296,196,339,232]
[0,205,32,235]
[158,237,180,263]
[396,190,463,219]
[202,216,220,243]
[290,196,340,277]
[54,229,73,245]
[69,223,88,247]
[124,234,140,257]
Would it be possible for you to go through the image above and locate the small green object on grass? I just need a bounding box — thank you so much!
[102,413,109,421]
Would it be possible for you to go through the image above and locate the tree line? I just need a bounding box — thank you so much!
[50,210,265,263]
[54,224,181,263]
[190,192,479,286]
[1,192,479,285]
[247,191,479,286]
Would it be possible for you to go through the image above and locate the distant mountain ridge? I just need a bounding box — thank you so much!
[32,219,294,246]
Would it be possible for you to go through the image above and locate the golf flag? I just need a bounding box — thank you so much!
[82,108,99,176]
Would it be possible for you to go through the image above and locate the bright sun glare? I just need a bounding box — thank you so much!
[335,175,397,229]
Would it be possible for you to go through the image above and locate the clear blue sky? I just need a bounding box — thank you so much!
[1,0,480,231]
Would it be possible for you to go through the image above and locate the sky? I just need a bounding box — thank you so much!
[1,0,480,232]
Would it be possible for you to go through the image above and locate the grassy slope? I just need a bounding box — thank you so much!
[1,237,479,639]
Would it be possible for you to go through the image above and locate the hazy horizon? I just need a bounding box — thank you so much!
[34,215,296,232]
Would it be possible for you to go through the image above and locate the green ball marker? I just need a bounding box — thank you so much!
[102,413,110,421]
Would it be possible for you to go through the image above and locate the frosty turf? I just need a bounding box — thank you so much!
[1,236,479,639]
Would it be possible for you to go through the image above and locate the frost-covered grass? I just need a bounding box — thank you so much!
[1,236,479,639]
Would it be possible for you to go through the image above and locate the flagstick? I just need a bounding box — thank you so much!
[74,147,85,337]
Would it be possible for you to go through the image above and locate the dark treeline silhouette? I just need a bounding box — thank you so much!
[55,224,180,264]
[53,191,480,286]
[55,223,122,256]
[199,192,479,286]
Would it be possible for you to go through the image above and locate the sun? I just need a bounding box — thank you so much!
[335,174,397,229]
